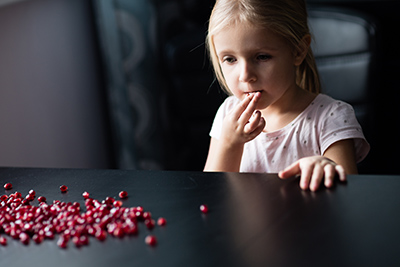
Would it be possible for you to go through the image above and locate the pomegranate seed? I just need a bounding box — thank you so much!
[28,189,36,196]
[44,231,54,240]
[14,191,22,198]
[57,236,68,248]
[145,219,155,230]
[79,235,89,246]
[200,204,209,214]
[24,223,33,232]
[0,195,7,201]
[82,191,90,199]
[37,196,46,203]
[118,191,128,199]
[136,206,143,212]
[72,236,81,247]
[104,197,115,205]
[0,236,7,246]
[157,217,167,226]
[95,230,107,241]
[4,183,12,190]
[145,235,157,246]
[60,185,68,193]
[123,223,138,235]
[113,200,122,207]
[19,232,30,245]
[25,194,35,201]
[113,228,125,238]
[32,234,44,244]
[143,211,152,220]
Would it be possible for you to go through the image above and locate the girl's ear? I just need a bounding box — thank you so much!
[293,34,311,66]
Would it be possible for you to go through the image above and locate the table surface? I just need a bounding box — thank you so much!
[0,167,399,267]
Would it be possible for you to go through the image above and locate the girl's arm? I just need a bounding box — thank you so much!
[204,137,243,172]
[204,93,265,172]
[278,139,357,191]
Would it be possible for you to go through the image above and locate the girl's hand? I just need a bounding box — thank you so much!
[278,156,346,191]
[204,92,266,172]
[220,92,266,148]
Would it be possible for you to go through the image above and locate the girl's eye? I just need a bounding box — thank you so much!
[257,54,272,61]
[222,57,236,64]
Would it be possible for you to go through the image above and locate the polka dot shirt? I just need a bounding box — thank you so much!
[209,94,370,173]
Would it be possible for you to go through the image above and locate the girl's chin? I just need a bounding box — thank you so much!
[255,98,271,110]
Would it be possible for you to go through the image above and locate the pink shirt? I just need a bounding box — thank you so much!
[209,94,370,173]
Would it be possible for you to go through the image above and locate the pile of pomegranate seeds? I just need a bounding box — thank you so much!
[0,183,166,248]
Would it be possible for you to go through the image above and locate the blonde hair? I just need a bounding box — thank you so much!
[206,0,321,95]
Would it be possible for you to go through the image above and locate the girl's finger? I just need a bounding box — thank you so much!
[238,92,261,125]
[244,110,262,134]
[247,116,265,139]
[278,161,301,179]
[308,163,323,191]
[323,164,336,188]
[230,93,254,120]
[335,165,347,182]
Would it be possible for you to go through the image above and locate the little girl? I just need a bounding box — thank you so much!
[203,0,370,191]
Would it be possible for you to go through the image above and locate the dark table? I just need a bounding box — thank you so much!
[0,167,399,267]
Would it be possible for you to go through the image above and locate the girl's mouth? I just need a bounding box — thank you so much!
[246,90,262,95]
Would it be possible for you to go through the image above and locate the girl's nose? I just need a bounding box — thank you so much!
[239,62,257,83]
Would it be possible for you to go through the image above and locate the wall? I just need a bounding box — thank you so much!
[0,0,112,168]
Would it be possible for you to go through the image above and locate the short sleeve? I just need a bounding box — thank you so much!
[209,96,238,140]
[319,100,370,163]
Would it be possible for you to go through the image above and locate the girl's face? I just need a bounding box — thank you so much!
[213,23,304,110]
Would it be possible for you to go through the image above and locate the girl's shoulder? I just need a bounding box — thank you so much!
[222,95,239,106]
[308,94,354,114]
[218,95,239,114]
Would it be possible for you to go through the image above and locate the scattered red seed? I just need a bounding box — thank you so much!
[145,235,157,246]
[200,204,209,214]
[145,219,155,230]
[79,235,89,246]
[57,236,68,248]
[72,236,81,248]
[32,234,44,244]
[60,185,68,193]
[4,183,12,190]
[82,191,90,199]
[0,236,7,246]
[143,211,152,220]
[19,233,30,245]
[113,228,125,238]
[25,194,34,201]
[104,197,115,205]
[119,190,128,199]
[37,196,46,203]
[157,217,167,226]
[113,200,122,207]
[95,230,107,241]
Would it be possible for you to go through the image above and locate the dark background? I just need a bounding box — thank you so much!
[0,0,398,174]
